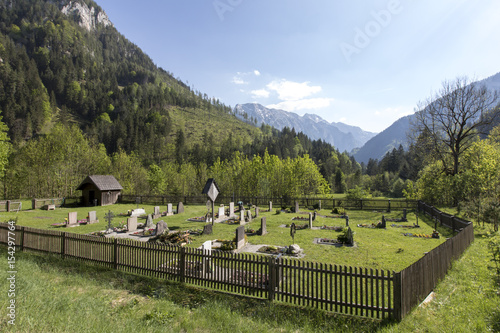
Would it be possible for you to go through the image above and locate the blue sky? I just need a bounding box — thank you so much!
[97,0,500,133]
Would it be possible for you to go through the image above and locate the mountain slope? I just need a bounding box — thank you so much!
[234,103,376,152]
[0,0,259,162]
[353,72,500,163]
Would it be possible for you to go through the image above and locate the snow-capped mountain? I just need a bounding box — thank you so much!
[234,103,377,152]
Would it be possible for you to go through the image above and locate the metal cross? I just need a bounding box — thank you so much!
[290,223,296,244]
[105,210,115,230]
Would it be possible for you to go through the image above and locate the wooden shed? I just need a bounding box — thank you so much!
[76,175,123,206]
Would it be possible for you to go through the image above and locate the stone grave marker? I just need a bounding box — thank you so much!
[295,201,300,213]
[127,216,138,232]
[153,206,161,219]
[229,202,235,217]
[66,212,78,227]
[166,203,174,216]
[381,215,386,228]
[269,201,272,212]
[309,213,313,229]
[202,240,212,275]
[218,205,225,220]
[403,209,407,221]
[177,202,185,214]
[255,206,259,218]
[104,210,115,232]
[246,210,252,223]
[144,214,154,229]
[259,217,267,235]
[319,200,322,210]
[88,211,98,224]
[203,224,213,235]
[239,210,245,225]
[235,226,245,250]
[313,211,317,221]
[155,220,168,236]
[130,208,146,217]
[345,215,349,227]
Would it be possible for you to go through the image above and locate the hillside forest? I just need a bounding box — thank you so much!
[0,0,498,226]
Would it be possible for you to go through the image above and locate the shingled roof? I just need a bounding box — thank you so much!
[76,175,123,191]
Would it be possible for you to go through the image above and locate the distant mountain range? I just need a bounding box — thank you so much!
[234,103,377,152]
[353,72,500,163]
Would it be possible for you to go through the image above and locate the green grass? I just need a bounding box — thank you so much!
[0,204,449,271]
[0,226,498,332]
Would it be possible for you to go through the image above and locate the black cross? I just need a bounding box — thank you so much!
[105,210,115,230]
[290,223,296,243]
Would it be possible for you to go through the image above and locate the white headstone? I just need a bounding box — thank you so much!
[167,203,173,216]
[130,208,146,217]
[127,216,138,232]
[229,202,235,217]
[218,206,225,220]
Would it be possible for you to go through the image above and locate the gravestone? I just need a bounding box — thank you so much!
[309,213,313,229]
[313,211,317,221]
[177,202,185,214]
[144,214,154,229]
[66,212,78,227]
[403,209,407,221]
[229,202,235,217]
[235,226,245,250]
[319,200,322,210]
[203,224,213,235]
[153,206,161,219]
[255,206,259,218]
[47,204,56,211]
[259,217,267,235]
[380,215,387,228]
[295,201,300,213]
[345,215,349,227]
[127,216,138,232]
[155,220,168,236]
[88,211,98,224]
[218,205,225,220]
[239,210,245,225]
[269,201,272,212]
[130,208,146,217]
[166,203,174,216]
[246,210,252,223]
[202,240,212,275]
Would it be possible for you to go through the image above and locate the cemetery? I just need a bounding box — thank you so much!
[0,193,472,321]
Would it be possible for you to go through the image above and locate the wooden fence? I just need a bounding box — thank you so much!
[392,201,474,320]
[119,194,417,212]
[0,223,394,320]
[0,201,473,321]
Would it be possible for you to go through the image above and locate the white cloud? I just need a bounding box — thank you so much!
[267,98,334,112]
[251,89,270,99]
[254,70,261,76]
[232,76,247,85]
[266,79,322,101]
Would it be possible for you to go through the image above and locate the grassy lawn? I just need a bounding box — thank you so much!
[0,226,497,332]
[0,203,450,271]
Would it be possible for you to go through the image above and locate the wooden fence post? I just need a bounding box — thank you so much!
[61,232,66,259]
[268,256,277,301]
[19,226,24,251]
[114,238,118,270]
[179,247,186,283]
[393,271,403,321]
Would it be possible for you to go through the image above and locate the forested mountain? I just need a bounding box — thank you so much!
[0,0,359,199]
[353,72,500,163]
